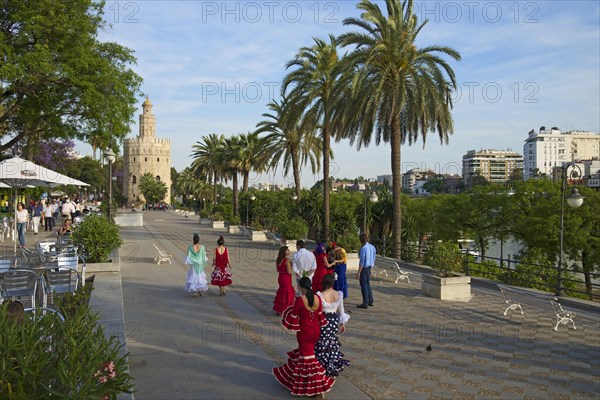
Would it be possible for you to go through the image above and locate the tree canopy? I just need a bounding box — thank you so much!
[0,0,143,153]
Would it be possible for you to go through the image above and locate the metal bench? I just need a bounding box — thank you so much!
[374,258,412,284]
[238,226,251,238]
[550,297,576,331]
[498,284,524,316]
[153,243,173,265]
[265,232,282,247]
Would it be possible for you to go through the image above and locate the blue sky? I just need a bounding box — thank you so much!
[84,0,600,188]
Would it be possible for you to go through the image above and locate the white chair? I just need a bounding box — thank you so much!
[153,243,173,265]
[0,269,38,308]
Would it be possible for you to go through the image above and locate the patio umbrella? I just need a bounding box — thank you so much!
[0,157,90,252]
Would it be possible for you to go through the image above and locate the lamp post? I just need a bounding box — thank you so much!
[363,190,378,234]
[246,194,256,227]
[556,163,585,296]
[104,149,116,220]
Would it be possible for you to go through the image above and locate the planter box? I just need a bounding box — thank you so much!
[211,220,225,229]
[228,225,240,234]
[250,230,267,242]
[114,212,143,227]
[346,252,359,271]
[421,274,471,301]
[283,239,297,252]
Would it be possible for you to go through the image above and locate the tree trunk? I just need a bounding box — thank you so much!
[291,149,301,204]
[391,114,402,259]
[213,172,217,206]
[322,122,330,243]
[232,172,239,217]
[243,172,249,193]
[582,249,593,300]
[478,237,487,260]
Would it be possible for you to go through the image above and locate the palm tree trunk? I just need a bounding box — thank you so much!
[391,115,402,259]
[213,172,217,206]
[243,173,249,193]
[232,173,239,217]
[322,122,331,243]
[291,150,301,203]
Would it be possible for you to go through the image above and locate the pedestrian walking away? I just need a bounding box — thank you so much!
[184,233,208,297]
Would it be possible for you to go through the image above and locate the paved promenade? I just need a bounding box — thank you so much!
[98,211,599,400]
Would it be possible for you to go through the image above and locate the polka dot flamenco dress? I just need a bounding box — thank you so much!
[315,291,350,377]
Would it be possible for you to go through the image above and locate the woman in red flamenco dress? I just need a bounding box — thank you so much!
[273,246,295,315]
[312,242,336,293]
[273,277,335,397]
[211,236,232,296]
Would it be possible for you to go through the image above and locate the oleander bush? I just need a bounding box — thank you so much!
[279,218,308,240]
[72,214,123,263]
[0,288,134,399]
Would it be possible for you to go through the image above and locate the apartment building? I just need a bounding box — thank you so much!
[462,149,523,184]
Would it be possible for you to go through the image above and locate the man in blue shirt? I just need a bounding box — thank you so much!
[356,233,376,309]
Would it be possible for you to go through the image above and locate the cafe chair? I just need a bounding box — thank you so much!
[42,268,80,307]
[0,269,38,308]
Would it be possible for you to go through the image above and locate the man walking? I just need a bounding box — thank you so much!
[356,233,376,309]
[292,240,316,291]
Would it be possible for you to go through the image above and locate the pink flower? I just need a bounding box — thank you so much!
[98,376,108,384]
[108,371,116,380]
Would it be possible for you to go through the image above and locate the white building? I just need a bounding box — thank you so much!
[523,127,600,179]
[402,169,436,193]
[462,149,523,184]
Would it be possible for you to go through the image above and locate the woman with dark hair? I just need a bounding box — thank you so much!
[312,242,336,292]
[211,236,232,296]
[315,274,350,377]
[273,246,295,315]
[273,277,334,397]
[184,233,208,297]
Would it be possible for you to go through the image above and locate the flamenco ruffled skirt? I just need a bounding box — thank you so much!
[273,349,335,396]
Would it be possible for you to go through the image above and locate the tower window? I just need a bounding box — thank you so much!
[145,157,147,162]
[157,158,160,162]
[132,175,137,184]
[133,157,136,162]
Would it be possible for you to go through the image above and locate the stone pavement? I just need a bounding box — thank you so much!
[100,211,599,400]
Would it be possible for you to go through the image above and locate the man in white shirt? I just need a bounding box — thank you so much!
[61,198,76,220]
[291,240,317,291]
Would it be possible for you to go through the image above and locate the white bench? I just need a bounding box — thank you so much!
[265,232,282,247]
[497,284,524,316]
[375,259,412,284]
[550,297,576,331]
[153,243,173,265]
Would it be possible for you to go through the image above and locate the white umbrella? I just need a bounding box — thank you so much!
[0,157,90,252]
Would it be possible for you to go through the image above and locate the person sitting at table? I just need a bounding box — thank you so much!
[59,218,73,240]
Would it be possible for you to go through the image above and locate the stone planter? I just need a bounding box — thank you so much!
[282,239,297,252]
[250,230,267,242]
[114,212,143,227]
[228,225,240,234]
[211,220,225,229]
[346,252,359,271]
[421,274,471,301]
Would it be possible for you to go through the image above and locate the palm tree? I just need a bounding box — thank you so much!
[338,0,461,257]
[190,133,226,205]
[237,131,271,192]
[255,95,321,202]
[283,34,348,242]
[222,135,242,217]
[176,167,212,207]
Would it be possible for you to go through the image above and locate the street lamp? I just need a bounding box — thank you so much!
[292,193,298,201]
[556,163,585,296]
[246,194,256,227]
[104,149,116,220]
[363,190,378,234]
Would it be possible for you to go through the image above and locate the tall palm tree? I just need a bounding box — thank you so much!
[283,34,348,242]
[176,167,213,205]
[222,135,242,217]
[237,131,271,193]
[190,133,226,205]
[338,0,461,257]
[255,95,321,202]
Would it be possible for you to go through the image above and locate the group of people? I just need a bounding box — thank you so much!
[183,230,378,398]
[184,234,232,297]
[13,198,81,247]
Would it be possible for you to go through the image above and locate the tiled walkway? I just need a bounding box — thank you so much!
[112,211,599,399]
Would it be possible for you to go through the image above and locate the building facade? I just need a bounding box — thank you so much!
[462,149,523,184]
[523,127,600,179]
[123,97,172,204]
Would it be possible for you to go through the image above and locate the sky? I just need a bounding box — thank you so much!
[80,0,600,188]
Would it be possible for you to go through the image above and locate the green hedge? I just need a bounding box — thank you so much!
[72,214,123,263]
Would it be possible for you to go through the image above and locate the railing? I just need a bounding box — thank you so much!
[462,251,600,302]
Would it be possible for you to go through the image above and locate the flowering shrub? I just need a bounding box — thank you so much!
[0,288,134,399]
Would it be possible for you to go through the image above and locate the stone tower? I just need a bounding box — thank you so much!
[123,96,172,204]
